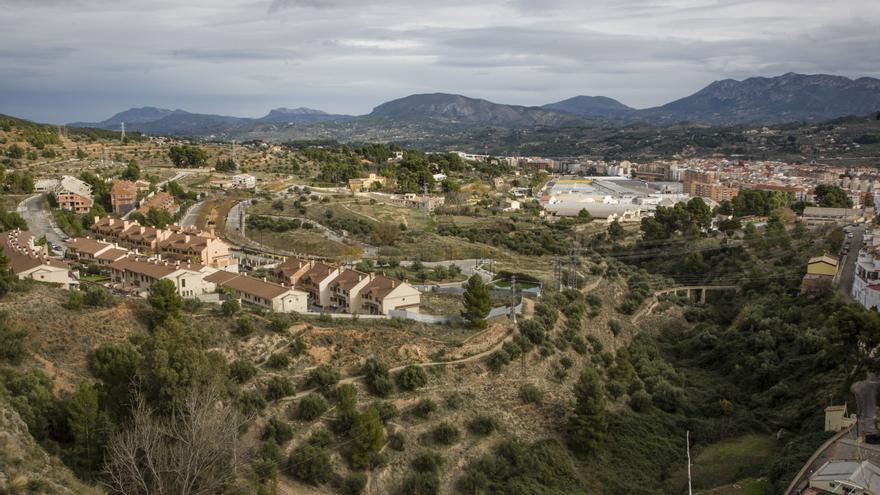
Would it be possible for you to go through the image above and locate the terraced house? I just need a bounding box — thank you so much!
[327,269,372,313]
[1,230,78,289]
[109,256,216,298]
[90,217,234,270]
[295,261,343,309]
[206,271,308,313]
[359,274,421,315]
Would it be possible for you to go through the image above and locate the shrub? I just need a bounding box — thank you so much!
[84,285,114,307]
[362,357,393,397]
[238,391,267,416]
[257,439,284,464]
[341,473,367,495]
[262,417,294,445]
[268,313,294,332]
[519,319,546,345]
[371,401,399,424]
[396,365,428,391]
[236,315,257,337]
[487,350,510,372]
[306,364,340,393]
[229,360,257,383]
[444,392,464,410]
[251,457,277,483]
[467,415,498,435]
[297,393,329,421]
[66,290,84,310]
[629,390,652,412]
[431,422,461,445]
[519,384,543,404]
[288,445,333,485]
[266,353,290,369]
[398,473,439,495]
[0,323,27,364]
[388,431,406,451]
[220,299,240,316]
[411,398,437,419]
[411,451,444,473]
[289,336,308,356]
[609,319,623,336]
[264,376,295,401]
[559,356,574,369]
[308,429,332,447]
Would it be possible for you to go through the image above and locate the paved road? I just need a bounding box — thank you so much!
[838,226,865,300]
[180,200,205,228]
[16,194,68,250]
[853,373,880,435]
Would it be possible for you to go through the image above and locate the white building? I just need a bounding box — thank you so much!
[809,460,880,495]
[232,174,256,189]
[206,271,308,313]
[109,257,218,298]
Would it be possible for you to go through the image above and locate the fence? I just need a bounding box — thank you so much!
[388,298,524,324]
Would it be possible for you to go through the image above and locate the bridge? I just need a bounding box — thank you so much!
[634,285,739,322]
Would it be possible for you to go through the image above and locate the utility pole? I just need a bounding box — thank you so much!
[232,140,237,165]
[510,274,517,324]
[120,122,125,142]
[686,431,693,495]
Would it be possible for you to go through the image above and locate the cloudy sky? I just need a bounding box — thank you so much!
[1,0,878,123]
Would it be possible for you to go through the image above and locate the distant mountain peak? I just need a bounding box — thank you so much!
[542,95,634,119]
[265,107,328,116]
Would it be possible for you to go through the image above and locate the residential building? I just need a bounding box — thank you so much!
[824,404,857,432]
[91,217,234,270]
[348,174,386,192]
[138,191,179,215]
[327,269,372,313]
[809,460,880,495]
[34,178,60,192]
[296,262,343,308]
[232,174,256,189]
[53,175,94,214]
[389,193,445,211]
[1,230,77,289]
[801,255,839,294]
[359,275,420,315]
[205,271,307,313]
[66,237,130,265]
[109,256,216,298]
[110,180,138,215]
[802,206,865,225]
[273,256,313,286]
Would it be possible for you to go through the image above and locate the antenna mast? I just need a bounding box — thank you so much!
[120,122,125,141]
[686,431,693,495]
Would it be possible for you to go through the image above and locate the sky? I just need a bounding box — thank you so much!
[1,0,879,123]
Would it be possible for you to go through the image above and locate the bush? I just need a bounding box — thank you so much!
[308,429,333,447]
[519,319,546,345]
[288,445,333,485]
[297,393,329,421]
[289,336,308,356]
[467,415,498,435]
[629,390,652,412]
[519,384,543,404]
[609,319,623,336]
[266,353,290,369]
[306,364,340,393]
[66,290,85,310]
[388,431,406,451]
[559,356,574,369]
[341,473,367,495]
[362,357,393,397]
[0,323,27,363]
[229,360,257,383]
[264,376,295,401]
[262,416,294,445]
[431,422,461,445]
[236,315,257,337]
[371,401,399,424]
[411,398,437,419]
[238,391,267,416]
[251,457,277,483]
[257,439,284,464]
[398,473,439,495]
[268,312,293,332]
[411,451,444,473]
[221,299,240,316]
[84,285,114,307]
[487,350,511,372]
[396,365,428,391]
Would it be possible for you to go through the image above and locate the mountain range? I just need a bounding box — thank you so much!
[68,73,880,139]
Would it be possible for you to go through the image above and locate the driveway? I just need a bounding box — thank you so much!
[16,194,68,250]
[180,200,205,228]
[852,373,880,435]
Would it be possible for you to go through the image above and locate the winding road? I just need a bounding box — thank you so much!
[16,194,68,249]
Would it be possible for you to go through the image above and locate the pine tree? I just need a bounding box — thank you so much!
[67,383,112,478]
[349,408,384,469]
[461,274,491,329]
[148,279,183,324]
[570,367,607,454]
[0,247,15,297]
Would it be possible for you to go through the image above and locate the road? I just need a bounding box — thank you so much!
[16,194,68,250]
[853,373,880,436]
[838,225,865,300]
[180,200,205,228]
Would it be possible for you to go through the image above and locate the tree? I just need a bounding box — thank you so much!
[0,320,27,363]
[396,365,428,391]
[362,357,393,397]
[0,247,16,297]
[349,408,384,469]
[577,209,593,223]
[815,184,853,208]
[371,221,400,246]
[67,382,112,478]
[84,285,114,307]
[146,207,174,228]
[333,384,358,434]
[103,386,244,495]
[121,160,140,181]
[607,220,625,241]
[148,279,183,324]
[220,299,240,316]
[88,342,142,419]
[168,145,209,168]
[298,393,329,421]
[215,158,236,172]
[461,274,491,329]
[569,367,607,454]
[288,444,333,485]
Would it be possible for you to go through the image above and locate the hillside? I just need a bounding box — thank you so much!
[542,95,636,119]
[643,72,880,124]
[367,93,582,127]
